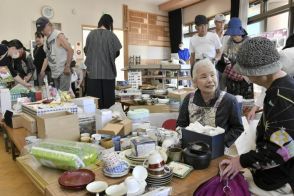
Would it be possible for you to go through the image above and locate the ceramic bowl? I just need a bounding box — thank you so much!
[80,136,91,143]
[86,181,108,194]
[81,133,90,137]
[132,166,148,180]
[105,183,127,196]
[158,98,169,104]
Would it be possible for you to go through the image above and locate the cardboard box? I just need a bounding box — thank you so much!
[181,129,224,159]
[21,113,37,133]
[36,111,80,141]
[98,118,132,136]
[168,88,195,102]
[85,96,99,109]
[12,115,23,128]
[129,104,170,113]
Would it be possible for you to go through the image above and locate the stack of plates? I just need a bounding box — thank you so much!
[120,149,147,168]
[103,168,129,178]
[146,169,173,187]
[119,147,168,168]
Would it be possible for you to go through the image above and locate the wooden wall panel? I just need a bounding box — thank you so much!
[128,9,170,48]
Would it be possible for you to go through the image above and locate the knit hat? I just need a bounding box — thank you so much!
[224,17,247,36]
[36,17,50,32]
[235,37,282,76]
[195,15,208,26]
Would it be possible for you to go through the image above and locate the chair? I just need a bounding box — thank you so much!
[162,119,177,131]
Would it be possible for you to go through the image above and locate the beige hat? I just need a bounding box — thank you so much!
[215,14,226,22]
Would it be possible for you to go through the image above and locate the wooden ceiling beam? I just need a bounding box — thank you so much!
[159,0,203,11]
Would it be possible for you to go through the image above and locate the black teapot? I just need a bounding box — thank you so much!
[183,141,212,170]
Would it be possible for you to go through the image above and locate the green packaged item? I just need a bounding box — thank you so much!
[31,139,99,170]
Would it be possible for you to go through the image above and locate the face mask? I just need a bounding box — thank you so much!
[12,51,20,59]
[179,47,184,50]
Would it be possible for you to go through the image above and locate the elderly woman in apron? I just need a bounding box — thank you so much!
[177,58,244,153]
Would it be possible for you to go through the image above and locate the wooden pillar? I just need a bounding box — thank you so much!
[123,5,129,80]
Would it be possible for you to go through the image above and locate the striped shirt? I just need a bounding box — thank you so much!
[85,29,122,80]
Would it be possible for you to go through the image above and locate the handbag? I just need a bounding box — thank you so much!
[224,63,244,82]
[194,173,250,196]
[215,54,228,73]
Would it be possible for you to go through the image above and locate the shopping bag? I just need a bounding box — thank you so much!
[234,117,258,155]
[194,173,250,196]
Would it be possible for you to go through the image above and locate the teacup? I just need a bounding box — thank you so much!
[91,134,101,144]
[143,151,165,175]
[167,147,182,162]
[104,161,129,174]
[124,176,141,194]
[102,152,121,169]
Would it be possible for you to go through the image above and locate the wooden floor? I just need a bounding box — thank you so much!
[0,133,41,196]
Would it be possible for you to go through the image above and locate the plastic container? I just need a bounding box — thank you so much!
[127,109,150,123]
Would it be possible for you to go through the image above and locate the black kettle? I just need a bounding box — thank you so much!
[183,141,212,170]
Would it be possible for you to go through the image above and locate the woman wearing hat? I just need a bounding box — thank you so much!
[222,17,254,99]
[177,58,244,149]
[220,37,294,195]
[0,40,32,87]
[247,33,294,121]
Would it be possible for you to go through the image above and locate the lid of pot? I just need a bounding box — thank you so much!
[188,141,210,155]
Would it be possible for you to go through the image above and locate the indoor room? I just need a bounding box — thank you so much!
[0,0,293,195]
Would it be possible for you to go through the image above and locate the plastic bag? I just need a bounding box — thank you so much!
[30,139,99,170]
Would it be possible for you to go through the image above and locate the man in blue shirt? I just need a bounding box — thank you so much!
[178,42,190,64]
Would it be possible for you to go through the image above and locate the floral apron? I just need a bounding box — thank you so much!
[188,91,238,156]
[188,91,226,127]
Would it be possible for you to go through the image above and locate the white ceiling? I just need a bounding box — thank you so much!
[135,0,169,5]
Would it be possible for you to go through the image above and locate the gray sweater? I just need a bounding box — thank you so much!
[85,29,122,80]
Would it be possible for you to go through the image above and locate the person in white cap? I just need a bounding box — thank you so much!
[214,13,229,45]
